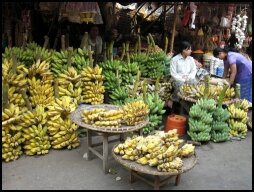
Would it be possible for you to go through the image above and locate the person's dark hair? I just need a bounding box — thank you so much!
[213,46,239,57]
[178,41,192,53]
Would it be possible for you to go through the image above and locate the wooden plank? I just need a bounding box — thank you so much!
[88,146,103,160]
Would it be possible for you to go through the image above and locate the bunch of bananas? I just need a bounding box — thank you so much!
[71,48,89,71]
[211,107,230,143]
[20,106,51,155]
[100,60,138,91]
[80,65,105,104]
[122,100,149,126]
[227,100,248,138]
[158,81,173,102]
[57,67,82,104]
[2,43,53,68]
[2,129,24,162]
[188,99,216,142]
[143,93,166,134]
[109,87,129,105]
[2,104,25,162]
[114,130,194,172]
[47,96,80,149]
[130,51,167,79]
[50,50,69,76]
[2,59,28,88]
[178,144,195,158]
[27,60,54,107]
[180,84,235,102]
[81,108,123,128]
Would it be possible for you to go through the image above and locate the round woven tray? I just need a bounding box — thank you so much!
[177,92,241,106]
[70,104,149,133]
[112,144,198,176]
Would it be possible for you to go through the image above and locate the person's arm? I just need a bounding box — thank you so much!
[228,64,237,85]
[223,63,229,78]
[187,58,197,80]
[170,59,186,82]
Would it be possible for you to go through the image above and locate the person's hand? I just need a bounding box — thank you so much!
[222,78,230,86]
[194,59,202,68]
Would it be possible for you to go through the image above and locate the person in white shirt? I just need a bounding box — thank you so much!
[170,41,197,103]
[88,25,103,55]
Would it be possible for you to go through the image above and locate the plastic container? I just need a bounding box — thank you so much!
[165,115,187,136]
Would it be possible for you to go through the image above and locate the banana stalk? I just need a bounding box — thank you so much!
[61,35,65,51]
[43,35,49,49]
[3,81,9,110]
[143,78,147,103]
[154,77,160,102]
[204,75,210,99]
[103,42,107,61]
[138,34,141,54]
[88,46,93,68]
[109,40,114,61]
[11,54,18,74]
[120,43,126,61]
[21,88,32,111]
[126,41,130,64]
[67,47,73,67]
[235,83,241,99]
[217,85,229,108]
[147,35,151,54]
[131,70,141,97]
[134,41,138,54]
[148,33,155,48]
[54,79,59,98]
[164,36,168,54]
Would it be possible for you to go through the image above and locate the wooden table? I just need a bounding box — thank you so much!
[112,148,198,190]
[71,104,149,174]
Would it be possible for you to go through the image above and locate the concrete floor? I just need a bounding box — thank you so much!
[2,131,252,190]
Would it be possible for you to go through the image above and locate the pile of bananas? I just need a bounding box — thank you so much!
[114,130,195,172]
[80,65,105,104]
[2,59,28,88]
[178,144,195,158]
[2,104,25,162]
[58,67,82,104]
[158,81,173,102]
[81,108,123,128]
[50,48,89,77]
[188,99,216,142]
[122,100,149,126]
[27,60,55,108]
[130,51,167,79]
[142,93,166,134]
[3,43,53,68]
[100,60,138,91]
[109,87,129,105]
[180,83,235,102]
[211,106,230,142]
[47,96,80,149]
[227,99,249,138]
[20,106,51,155]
